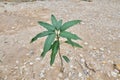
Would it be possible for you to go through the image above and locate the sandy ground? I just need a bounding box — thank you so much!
[0,0,120,80]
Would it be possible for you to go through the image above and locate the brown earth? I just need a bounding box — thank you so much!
[0,0,120,80]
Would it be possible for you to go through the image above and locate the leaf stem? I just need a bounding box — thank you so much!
[57,31,64,72]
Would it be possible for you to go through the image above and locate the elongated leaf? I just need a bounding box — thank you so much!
[50,40,59,66]
[30,31,54,43]
[65,39,83,48]
[56,20,62,30]
[41,33,56,57]
[62,55,70,63]
[51,14,57,26]
[60,20,81,31]
[38,21,55,31]
[60,31,81,40]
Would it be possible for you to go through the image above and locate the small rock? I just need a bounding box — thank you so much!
[29,62,33,66]
[70,65,74,68]
[83,69,89,75]
[16,60,19,64]
[35,57,41,61]
[114,69,119,74]
[58,73,63,78]
[102,61,107,64]
[79,54,83,57]
[68,71,72,77]
[39,72,45,78]
[107,50,111,54]
[111,71,117,77]
[11,27,15,29]
[80,58,85,63]
[93,47,97,50]
[81,22,85,24]
[99,48,104,51]
[84,42,88,45]
[78,72,82,77]
[41,70,45,73]
[29,50,34,55]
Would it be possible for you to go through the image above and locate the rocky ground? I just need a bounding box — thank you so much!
[0,0,120,80]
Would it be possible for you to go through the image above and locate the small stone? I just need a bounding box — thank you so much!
[99,48,104,51]
[93,47,97,50]
[58,73,63,78]
[29,62,33,66]
[70,65,74,68]
[39,72,45,78]
[102,61,107,64]
[41,70,45,73]
[68,72,71,77]
[16,60,19,64]
[80,58,85,63]
[83,69,89,75]
[79,54,83,57]
[29,50,34,55]
[35,57,41,61]
[114,69,119,74]
[81,22,85,24]
[12,27,15,29]
[111,71,117,77]
[78,72,82,77]
[108,50,111,54]
[84,42,88,45]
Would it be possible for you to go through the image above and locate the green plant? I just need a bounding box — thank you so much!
[31,15,82,72]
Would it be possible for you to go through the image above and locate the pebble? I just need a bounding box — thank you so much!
[29,50,34,55]
[16,60,19,64]
[70,65,73,68]
[64,78,69,80]
[81,22,85,24]
[68,71,72,77]
[93,47,97,50]
[35,57,41,61]
[79,54,83,57]
[107,50,111,54]
[84,42,88,45]
[99,48,104,51]
[11,27,15,29]
[80,58,85,63]
[29,62,33,66]
[111,71,117,77]
[78,72,82,77]
[58,73,63,78]
[83,69,89,75]
[114,69,119,74]
[39,72,45,78]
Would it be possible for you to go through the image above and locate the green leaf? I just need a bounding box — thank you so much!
[50,40,59,66]
[60,20,81,31]
[38,21,55,31]
[56,20,62,30]
[41,33,56,57]
[51,14,58,26]
[62,55,70,63]
[30,31,54,43]
[65,39,83,48]
[59,31,81,40]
